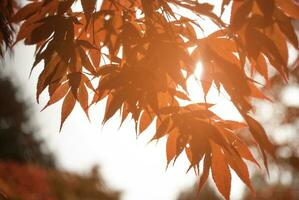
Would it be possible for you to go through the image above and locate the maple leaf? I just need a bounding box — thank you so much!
[211,142,231,200]
[2,0,299,199]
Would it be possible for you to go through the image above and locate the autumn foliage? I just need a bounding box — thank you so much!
[1,0,299,199]
[0,77,120,200]
[0,162,120,200]
[0,0,17,57]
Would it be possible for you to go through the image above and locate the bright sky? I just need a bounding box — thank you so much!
[1,1,252,200]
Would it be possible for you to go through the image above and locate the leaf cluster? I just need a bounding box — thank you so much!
[3,0,299,199]
[0,0,17,57]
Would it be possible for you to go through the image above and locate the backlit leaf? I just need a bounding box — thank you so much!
[211,142,231,200]
[60,91,76,131]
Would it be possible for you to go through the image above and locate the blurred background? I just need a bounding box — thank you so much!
[1,1,299,200]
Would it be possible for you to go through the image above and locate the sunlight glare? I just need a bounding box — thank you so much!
[187,62,243,121]
[194,62,203,80]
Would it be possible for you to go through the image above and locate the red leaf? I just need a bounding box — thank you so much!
[42,82,69,110]
[166,128,179,165]
[276,0,299,19]
[218,120,247,130]
[78,85,90,120]
[225,149,255,194]
[11,2,42,23]
[81,0,97,23]
[275,10,299,48]
[244,114,276,173]
[197,152,211,194]
[138,110,153,134]
[60,91,76,131]
[230,0,253,31]
[36,55,61,103]
[217,125,259,166]
[248,81,272,101]
[151,117,171,141]
[103,91,125,123]
[245,114,275,156]
[251,54,268,81]
[188,129,208,166]
[211,142,231,200]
